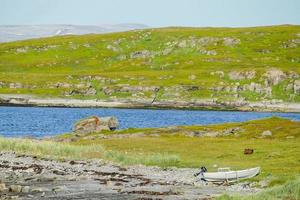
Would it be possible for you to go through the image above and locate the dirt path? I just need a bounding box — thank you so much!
[0,152,258,200]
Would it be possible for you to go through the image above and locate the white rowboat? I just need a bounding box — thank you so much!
[200,167,260,182]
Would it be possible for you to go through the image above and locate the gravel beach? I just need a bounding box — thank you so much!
[0,152,259,200]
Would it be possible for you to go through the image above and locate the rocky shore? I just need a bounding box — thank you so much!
[1,94,300,113]
[0,152,259,200]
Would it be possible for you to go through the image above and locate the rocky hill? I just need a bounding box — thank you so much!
[0,25,300,109]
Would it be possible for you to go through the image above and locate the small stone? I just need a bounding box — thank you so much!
[31,187,47,193]
[8,196,19,200]
[262,130,272,137]
[21,186,30,193]
[286,136,295,139]
[106,181,114,187]
[66,176,77,181]
[52,169,66,175]
[69,160,76,165]
[0,183,7,192]
[259,179,270,188]
[38,175,56,182]
[9,185,22,193]
[52,186,66,192]
[188,74,197,80]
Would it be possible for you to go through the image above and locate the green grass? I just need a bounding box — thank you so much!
[64,117,300,183]
[217,177,300,200]
[0,137,180,166]
[105,151,180,167]
[95,136,300,179]
[0,137,103,160]
[0,25,300,103]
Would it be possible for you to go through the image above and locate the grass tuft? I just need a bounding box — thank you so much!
[0,137,103,160]
[217,177,300,200]
[104,151,181,167]
[0,137,181,166]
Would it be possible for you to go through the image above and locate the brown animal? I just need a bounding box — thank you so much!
[244,148,254,155]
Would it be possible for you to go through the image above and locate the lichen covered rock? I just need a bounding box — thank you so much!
[261,130,272,137]
[264,68,287,86]
[228,70,256,80]
[74,116,119,134]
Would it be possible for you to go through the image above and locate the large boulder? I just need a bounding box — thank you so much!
[74,116,119,134]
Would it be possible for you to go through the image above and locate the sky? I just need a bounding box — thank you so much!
[1,0,300,27]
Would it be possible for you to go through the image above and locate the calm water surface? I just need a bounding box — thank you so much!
[1,106,300,137]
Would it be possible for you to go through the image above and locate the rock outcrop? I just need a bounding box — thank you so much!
[228,70,256,80]
[67,87,97,96]
[264,68,287,86]
[73,116,119,134]
[9,82,23,89]
[223,37,241,46]
[293,80,300,94]
[130,50,152,59]
[261,130,272,137]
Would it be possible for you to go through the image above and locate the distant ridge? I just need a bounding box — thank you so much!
[0,24,148,43]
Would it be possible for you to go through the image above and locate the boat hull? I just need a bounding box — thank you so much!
[201,167,260,182]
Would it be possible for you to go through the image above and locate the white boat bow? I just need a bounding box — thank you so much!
[199,167,260,182]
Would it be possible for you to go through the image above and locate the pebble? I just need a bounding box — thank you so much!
[9,185,22,193]
[31,187,48,193]
[0,182,7,192]
[52,186,66,192]
[21,186,30,193]
[286,136,295,139]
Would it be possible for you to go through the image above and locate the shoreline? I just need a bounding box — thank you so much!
[1,94,300,113]
[1,151,245,199]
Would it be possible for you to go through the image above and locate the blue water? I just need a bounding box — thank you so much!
[0,106,300,137]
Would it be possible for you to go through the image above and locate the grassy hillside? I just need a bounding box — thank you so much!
[0,25,300,103]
